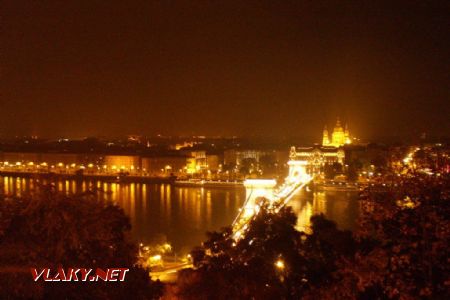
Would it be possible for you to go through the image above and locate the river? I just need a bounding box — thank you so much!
[1,176,359,255]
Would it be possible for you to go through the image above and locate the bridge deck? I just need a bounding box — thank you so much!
[232,174,312,240]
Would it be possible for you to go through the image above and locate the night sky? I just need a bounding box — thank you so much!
[1,1,449,140]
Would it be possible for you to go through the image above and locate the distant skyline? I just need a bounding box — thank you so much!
[1,1,449,139]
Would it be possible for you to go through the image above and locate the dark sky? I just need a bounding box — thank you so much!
[1,1,449,140]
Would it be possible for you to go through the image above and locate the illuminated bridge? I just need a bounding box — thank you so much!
[232,159,312,240]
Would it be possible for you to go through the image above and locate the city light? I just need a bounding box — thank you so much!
[0,1,448,298]
[152,254,161,261]
[233,162,312,240]
[163,243,172,251]
[275,259,285,270]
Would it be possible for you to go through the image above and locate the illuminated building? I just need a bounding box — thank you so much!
[173,141,195,150]
[181,150,207,171]
[322,118,351,147]
[289,146,344,175]
[322,126,330,146]
[103,155,141,174]
[0,151,196,177]
[141,156,190,175]
[224,149,271,166]
[206,154,220,172]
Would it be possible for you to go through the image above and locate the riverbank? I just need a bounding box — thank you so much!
[0,170,175,184]
[313,181,360,192]
[174,179,243,188]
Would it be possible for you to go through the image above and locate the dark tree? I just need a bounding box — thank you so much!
[0,186,162,299]
[172,200,357,299]
[346,159,363,182]
[259,154,278,176]
[239,157,258,175]
[172,174,450,300]
[371,155,388,174]
[324,162,343,180]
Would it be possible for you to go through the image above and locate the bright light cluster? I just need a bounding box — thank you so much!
[232,160,313,241]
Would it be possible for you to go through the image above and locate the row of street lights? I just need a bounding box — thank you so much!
[0,161,147,174]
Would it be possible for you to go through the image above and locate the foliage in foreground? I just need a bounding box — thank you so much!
[0,186,162,299]
[172,175,450,300]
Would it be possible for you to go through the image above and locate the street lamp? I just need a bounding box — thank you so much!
[275,259,285,270]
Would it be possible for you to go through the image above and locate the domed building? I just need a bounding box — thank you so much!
[288,118,352,176]
[322,118,351,147]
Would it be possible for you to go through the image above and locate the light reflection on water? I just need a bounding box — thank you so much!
[290,189,360,233]
[1,176,246,254]
[1,177,359,254]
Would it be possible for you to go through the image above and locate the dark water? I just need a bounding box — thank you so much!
[1,176,359,254]
[289,189,360,233]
